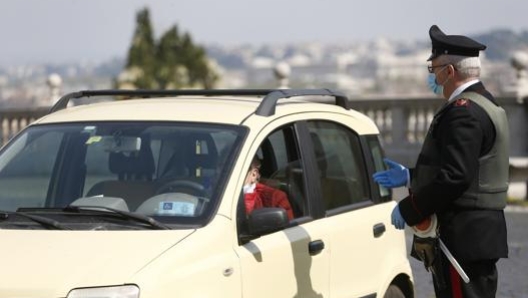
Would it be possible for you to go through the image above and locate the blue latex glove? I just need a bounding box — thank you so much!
[372,158,409,188]
[391,205,406,230]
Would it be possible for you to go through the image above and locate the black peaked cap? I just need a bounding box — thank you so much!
[428,25,486,61]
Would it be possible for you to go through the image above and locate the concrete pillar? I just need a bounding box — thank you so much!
[511,51,528,104]
[510,51,528,200]
[46,73,62,106]
[273,62,291,89]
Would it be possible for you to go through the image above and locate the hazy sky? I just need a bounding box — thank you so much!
[1,0,528,65]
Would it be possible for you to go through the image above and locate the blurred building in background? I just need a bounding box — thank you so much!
[0,35,524,107]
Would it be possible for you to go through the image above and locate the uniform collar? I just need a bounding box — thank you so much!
[448,79,480,103]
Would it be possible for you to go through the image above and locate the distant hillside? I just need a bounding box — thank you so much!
[472,29,528,61]
[205,29,528,70]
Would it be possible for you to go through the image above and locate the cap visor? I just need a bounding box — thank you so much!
[427,53,436,61]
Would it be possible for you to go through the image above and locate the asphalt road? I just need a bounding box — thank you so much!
[406,206,528,298]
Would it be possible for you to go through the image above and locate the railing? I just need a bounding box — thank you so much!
[0,96,526,198]
[0,107,49,145]
[350,97,441,167]
[350,95,528,200]
[350,96,528,167]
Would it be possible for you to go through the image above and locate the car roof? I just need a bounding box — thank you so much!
[36,97,263,124]
[33,89,379,134]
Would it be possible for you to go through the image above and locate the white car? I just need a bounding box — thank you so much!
[0,89,413,298]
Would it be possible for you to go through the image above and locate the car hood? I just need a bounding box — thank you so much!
[0,229,194,297]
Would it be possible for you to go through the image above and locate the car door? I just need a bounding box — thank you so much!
[236,123,330,298]
[306,120,395,297]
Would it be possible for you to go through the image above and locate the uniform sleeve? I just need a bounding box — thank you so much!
[399,104,483,225]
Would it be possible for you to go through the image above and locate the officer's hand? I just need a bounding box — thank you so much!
[372,158,409,188]
[391,205,406,230]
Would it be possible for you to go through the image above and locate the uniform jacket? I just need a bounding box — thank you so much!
[398,82,509,262]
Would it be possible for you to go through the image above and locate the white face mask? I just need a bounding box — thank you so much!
[243,183,256,194]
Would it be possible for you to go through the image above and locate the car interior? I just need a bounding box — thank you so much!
[83,131,219,216]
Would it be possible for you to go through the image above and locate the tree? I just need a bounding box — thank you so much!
[156,26,188,89]
[178,32,218,89]
[123,8,157,89]
[117,8,218,90]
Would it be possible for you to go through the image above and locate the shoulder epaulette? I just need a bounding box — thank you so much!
[454,98,471,107]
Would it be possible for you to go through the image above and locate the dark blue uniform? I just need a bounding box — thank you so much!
[399,82,508,298]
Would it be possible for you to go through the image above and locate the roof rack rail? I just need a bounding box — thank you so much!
[49,89,274,114]
[49,88,350,116]
[255,88,349,116]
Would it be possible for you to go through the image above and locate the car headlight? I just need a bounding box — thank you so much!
[67,285,139,298]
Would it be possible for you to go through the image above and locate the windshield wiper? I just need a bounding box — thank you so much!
[63,206,170,230]
[0,209,69,230]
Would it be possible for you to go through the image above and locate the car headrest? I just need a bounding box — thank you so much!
[185,133,218,176]
[109,136,155,180]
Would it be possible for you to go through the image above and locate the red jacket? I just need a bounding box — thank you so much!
[244,183,294,220]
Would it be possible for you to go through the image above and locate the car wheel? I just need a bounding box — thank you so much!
[383,284,406,298]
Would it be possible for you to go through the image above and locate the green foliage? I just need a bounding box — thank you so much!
[124,8,157,89]
[156,26,186,89]
[117,7,218,90]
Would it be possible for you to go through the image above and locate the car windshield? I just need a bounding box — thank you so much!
[0,122,245,230]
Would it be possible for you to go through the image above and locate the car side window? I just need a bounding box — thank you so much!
[259,125,306,219]
[307,121,369,211]
[0,131,62,211]
[240,124,307,223]
[366,135,391,201]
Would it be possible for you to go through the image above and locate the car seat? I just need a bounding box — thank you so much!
[86,135,157,210]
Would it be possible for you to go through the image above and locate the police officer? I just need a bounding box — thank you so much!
[373,25,509,298]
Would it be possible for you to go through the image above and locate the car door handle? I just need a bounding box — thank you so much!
[308,239,325,256]
[373,223,386,238]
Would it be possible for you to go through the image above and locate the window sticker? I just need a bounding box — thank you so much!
[157,201,195,216]
[85,135,102,145]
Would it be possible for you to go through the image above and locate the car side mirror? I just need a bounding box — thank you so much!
[248,207,289,236]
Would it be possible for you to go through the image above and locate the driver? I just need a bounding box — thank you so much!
[243,157,294,220]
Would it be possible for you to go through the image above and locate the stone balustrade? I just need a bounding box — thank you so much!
[0,107,48,145]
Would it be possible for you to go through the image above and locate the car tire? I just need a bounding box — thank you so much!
[383,284,406,298]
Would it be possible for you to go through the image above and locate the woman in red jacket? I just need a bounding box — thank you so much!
[243,157,294,220]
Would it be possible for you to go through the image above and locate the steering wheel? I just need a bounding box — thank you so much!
[156,180,207,197]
